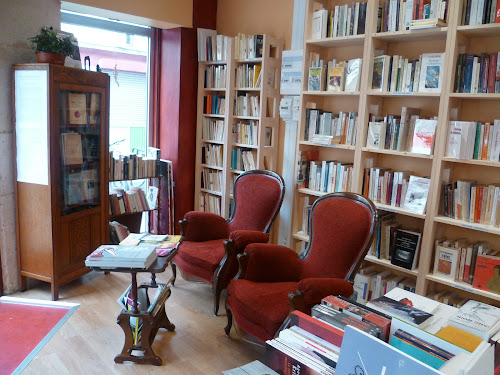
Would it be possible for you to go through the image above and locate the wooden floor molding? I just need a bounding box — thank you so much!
[11,268,264,374]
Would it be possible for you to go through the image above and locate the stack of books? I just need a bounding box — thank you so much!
[85,244,158,269]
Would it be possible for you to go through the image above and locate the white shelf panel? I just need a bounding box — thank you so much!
[362,147,433,159]
[374,202,426,219]
[441,157,500,168]
[364,255,419,276]
[372,27,448,42]
[299,141,356,150]
[426,274,500,302]
[306,34,365,47]
[434,216,500,235]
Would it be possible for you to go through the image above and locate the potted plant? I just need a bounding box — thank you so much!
[30,27,73,65]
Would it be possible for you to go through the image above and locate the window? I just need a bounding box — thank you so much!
[61,10,152,157]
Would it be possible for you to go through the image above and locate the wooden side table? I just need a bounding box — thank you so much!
[89,249,178,365]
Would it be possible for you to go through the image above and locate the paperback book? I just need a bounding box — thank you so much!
[85,244,158,269]
[403,175,431,215]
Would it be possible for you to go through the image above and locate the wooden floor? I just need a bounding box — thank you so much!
[10,267,265,374]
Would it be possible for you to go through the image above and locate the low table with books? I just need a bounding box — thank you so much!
[85,235,180,366]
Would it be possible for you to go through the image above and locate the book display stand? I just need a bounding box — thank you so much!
[88,249,177,365]
[292,0,500,308]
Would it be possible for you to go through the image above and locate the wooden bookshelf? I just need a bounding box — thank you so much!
[194,34,283,216]
[292,0,500,307]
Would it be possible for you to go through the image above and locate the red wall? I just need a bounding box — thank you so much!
[159,0,217,232]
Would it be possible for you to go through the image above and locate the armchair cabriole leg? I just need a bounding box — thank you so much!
[224,307,233,336]
[213,290,221,316]
[170,262,177,286]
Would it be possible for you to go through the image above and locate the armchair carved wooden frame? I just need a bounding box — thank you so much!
[171,169,285,315]
[224,192,377,342]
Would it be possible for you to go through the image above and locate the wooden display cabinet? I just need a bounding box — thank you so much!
[13,64,110,300]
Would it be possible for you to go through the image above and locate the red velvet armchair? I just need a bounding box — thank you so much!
[172,170,285,315]
[224,192,377,342]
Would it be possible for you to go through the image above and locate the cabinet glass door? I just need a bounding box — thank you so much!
[58,89,102,216]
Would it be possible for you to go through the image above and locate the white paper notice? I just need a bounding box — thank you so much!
[15,70,49,185]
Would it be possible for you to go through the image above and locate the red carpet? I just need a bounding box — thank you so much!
[0,297,79,375]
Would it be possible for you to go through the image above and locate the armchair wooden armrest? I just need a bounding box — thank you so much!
[236,243,302,282]
[179,211,230,242]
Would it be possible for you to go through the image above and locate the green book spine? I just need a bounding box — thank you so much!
[473,122,481,159]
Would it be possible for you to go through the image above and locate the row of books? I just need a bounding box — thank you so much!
[307,160,353,194]
[455,52,500,94]
[197,29,231,62]
[304,109,358,146]
[204,65,227,89]
[201,144,223,167]
[378,0,448,33]
[308,57,362,92]
[433,238,496,288]
[462,0,500,26]
[233,94,259,117]
[201,168,222,192]
[63,92,100,126]
[372,52,444,93]
[109,186,156,216]
[234,33,264,61]
[201,118,224,142]
[231,148,256,171]
[442,181,500,227]
[366,114,437,155]
[109,148,161,181]
[200,192,221,215]
[363,168,431,215]
[63,169,98,206]
[370,211,423,260]
[445,120,500,161]
[232,121,258,146]
[109,221,130,245]
[235,63,261,88]
[311,2,367,39]
[203,94,226,115]
[267,289,497,374]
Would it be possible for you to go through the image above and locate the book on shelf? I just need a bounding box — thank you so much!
[390,229,422,270]
[344,58,362,92]
[472,252,500,294]
[308,66,325,91]
[265,338,334,375]
[277,327,339,369]
[311,304,383,339]
[287,310,344,349]
[448,300,500,341]
[391,328,455,370]
[435,324,484,353]
[67,92,87,125]
[223,360,279,375]
[146,185,159,210]
[296,150,319,189]
[409,118,437,155]
[371,55,390,91]
[60,133,83,165]
[119,233,146,246]
[433,241,461,281]
[335,326,443,375]
[326,64,343,92]
[366,121,386,149]
[312,9,329,40]
[366,295,433,326]
[418,53,445,93]
[155,235,181,256]
[321,295,392,342]
[409,18,447,29]
[89,92,99,125]
[80,168,98,202]
[403,175,431,215]
[445,121,477,159]
[65,171,82,205]
[85,244,158,269]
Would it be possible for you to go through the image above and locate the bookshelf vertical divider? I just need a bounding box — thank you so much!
[293,0,500,307]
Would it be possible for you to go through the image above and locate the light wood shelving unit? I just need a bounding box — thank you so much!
[292,0,500,307]
[194,35,283,217]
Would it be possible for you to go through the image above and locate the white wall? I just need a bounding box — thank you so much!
[0,0,61,293]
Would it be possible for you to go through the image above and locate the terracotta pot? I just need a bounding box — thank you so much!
[36,52,66,65]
